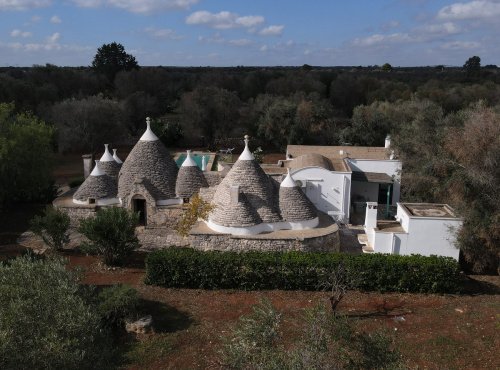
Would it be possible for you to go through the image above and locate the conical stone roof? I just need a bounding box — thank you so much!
[118,118,178,201]
[175,150,208,198]
[73,161,117,202]
[99,144,120,179]
[211,136,281,224]
[210,192,261,227]
[279,170,317,221]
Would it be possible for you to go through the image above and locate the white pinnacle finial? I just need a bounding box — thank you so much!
[281,168,297,188]
[181,149,197,167]
[100,144,114,162]
[140,117,159,141]
[90,160,105,176]
[112,148,123,164]
[238,134,254,161]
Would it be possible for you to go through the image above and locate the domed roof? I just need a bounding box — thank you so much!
[73,161,117,202]
[118,118,178,201]
[211,136,281,225]
[288,153,333,170]
[98,144,120,178]
[175,150,208,198]
[279,170,317,221]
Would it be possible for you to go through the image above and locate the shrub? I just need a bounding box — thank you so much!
[79,207,139,266]
[175,194,214,237]
[97,284,139,330]
[30,206,70,251]
[145,248,461,293]
[0,256,113,369]
[220,300,402,369]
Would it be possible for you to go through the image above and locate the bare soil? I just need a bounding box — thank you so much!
[59,252,500,370]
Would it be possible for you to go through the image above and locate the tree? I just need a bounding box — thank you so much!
[444,103,500,273]
[79,207,139,266]
[30,206,70,251]
[50,95,126,153]
[463,55,481,76]
[0,103,55,205]
[382,63,393,72]
[180,86,241,145]
[0,256,113,369]
[91,42,139,83]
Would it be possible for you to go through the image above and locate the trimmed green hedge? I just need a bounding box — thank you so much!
[145,248,461,293]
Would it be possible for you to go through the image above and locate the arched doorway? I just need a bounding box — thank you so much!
[131,195,147,226]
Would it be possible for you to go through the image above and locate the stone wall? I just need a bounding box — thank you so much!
[147,205,184,229]
[189,228,340,252]
[56,206,97,227]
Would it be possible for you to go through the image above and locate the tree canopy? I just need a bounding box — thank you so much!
[0,103,54,205]
[91,42,139,83]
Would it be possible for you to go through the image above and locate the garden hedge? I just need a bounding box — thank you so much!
[145,248,461,293]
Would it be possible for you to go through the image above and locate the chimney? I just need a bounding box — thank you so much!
[385,135,391,149]
[230,185,240,204]
[82,154,93,179]
[365,202,378,229]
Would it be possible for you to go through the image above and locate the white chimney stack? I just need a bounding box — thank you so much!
[365,202,378,229]
[385,135,391,149]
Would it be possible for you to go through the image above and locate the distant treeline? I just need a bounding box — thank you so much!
[1,64,499,152]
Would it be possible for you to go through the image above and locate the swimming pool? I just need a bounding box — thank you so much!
[175,152,215,170]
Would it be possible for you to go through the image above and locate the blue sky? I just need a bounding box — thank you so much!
[1,0,499,66]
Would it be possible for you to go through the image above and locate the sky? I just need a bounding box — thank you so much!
[0,0,499,67]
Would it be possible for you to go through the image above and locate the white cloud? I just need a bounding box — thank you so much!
[441,40,481,49]
[0,0,51,11]
[352,33,413,47]
[380,20,400,31]
[199,33,254,47]
[438,0,500,20]
[46,32,60,43]
[186,10,264,29]
[144,27,183,40]
[50,15,61,23]
[10,29,32,38]
[418,22,460,36]
[258,25,284,36]
[72,0,198,13]
[228,38,253,46]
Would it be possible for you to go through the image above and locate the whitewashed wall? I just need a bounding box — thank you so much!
[291,167,351,223]
[347,159,402,204]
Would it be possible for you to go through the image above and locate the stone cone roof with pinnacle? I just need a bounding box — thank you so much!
[118,118,178,201]
[211,136,281,225]
[210,192,262,227]
[74,161,117,202]
[279,170,317,221]
[175,150,208,198]
[99,144,120,179]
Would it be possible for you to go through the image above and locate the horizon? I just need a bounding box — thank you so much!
[1,0,499,67]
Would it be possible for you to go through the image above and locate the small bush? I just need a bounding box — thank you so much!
[79,207,139,266]
[98,284,139,330]
[175,194,214,237]
[145,248,461,293]
[30,206,70,250]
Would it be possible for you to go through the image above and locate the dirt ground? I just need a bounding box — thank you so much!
[58,251,500,370]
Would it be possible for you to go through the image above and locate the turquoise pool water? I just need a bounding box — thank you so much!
[175,153,212,170]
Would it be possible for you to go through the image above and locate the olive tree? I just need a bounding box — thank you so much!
[79,207,139,266]
[0,256,113,369]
